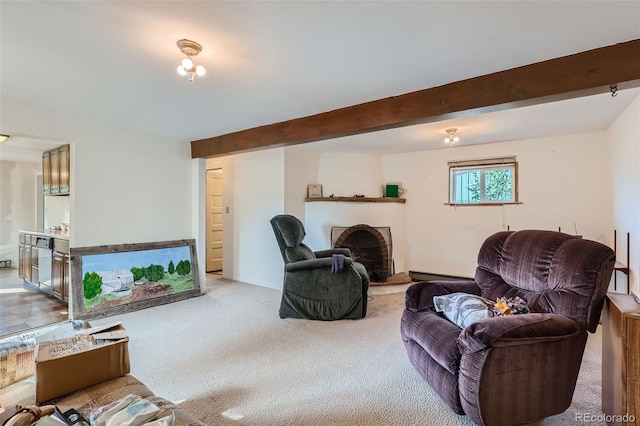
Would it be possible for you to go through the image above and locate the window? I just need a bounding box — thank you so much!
[448,157,518,205]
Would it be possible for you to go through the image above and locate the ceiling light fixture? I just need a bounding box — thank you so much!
[444,128,460,146]
[176,39,206,82]
[0,134,9,143]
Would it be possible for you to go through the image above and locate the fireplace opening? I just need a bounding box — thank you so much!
[332,224,391,282]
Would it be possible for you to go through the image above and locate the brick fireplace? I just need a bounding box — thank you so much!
[331,225,392,282]
[304,200,406,277]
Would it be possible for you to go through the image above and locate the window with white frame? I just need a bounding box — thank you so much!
[448,157,518,205]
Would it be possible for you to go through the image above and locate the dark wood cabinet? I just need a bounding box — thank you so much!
[30,247,39,286]
[42,152,51,194]
[18,239,28,279]
[50,148,60,194]
[42,144,70,195]
[19,232,69,302]
[52,238,70,302]
[58,144,69,194]
[21,244,31,282]
[52,251,63,299]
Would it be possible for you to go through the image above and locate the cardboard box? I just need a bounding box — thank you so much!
[35,323,130,403]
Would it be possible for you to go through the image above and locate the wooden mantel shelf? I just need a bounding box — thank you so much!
[305,196,406,204]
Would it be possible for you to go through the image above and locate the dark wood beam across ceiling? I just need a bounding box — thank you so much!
[191,38,640,158]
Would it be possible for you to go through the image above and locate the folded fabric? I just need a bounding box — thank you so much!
[90,395,160,426]
[90,394,141,426]
[105,399,159,426]
[142,412,174,426]
[330,254,345,273]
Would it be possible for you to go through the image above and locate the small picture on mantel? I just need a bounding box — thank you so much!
[307,184,323,198]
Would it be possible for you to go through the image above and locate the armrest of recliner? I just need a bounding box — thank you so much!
[285,256,354,272]
[404,280,480,312]
[314,248,352,258]
[457,313,582,354]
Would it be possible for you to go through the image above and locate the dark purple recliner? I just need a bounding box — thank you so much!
[401,230,615,426]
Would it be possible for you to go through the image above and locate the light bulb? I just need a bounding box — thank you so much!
[182,57,193,70]
[453,136,459,143]
[177,65,187,76]
[195,65,206,76]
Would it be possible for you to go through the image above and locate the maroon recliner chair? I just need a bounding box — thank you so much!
[401,230,615,426]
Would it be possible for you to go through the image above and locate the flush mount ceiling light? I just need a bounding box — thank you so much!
[176,39,206,82]
[444,128,460,146]
[0,134,9,143]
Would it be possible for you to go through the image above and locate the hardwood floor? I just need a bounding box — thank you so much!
[0,268,67,337]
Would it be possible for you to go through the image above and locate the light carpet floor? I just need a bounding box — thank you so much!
[89,277,605,426]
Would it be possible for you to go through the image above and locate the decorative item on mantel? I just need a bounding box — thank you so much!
[307,184,323,198]
[304,196,406,203]
[304,184,407,203]
[384,184,406,198]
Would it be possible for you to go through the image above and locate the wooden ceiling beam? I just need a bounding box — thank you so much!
[191,39,640,158]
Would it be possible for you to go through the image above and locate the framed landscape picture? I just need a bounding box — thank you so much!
[70,239,201,320]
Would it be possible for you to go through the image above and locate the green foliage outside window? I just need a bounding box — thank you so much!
[451,164,515,204]
[485,169,513,201]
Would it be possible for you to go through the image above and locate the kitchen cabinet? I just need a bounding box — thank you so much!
[30,246,39,286]
[18,234,31,281]
[42,144,70,195]
[50,147,60,194]
[58,144,69,194]
[52,239,70,302]
[52,251,66,301]
[18,231,68,303]
[42,152,51,194]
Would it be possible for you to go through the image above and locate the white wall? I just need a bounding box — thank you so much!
[317,152,386,197]
[192,158,207,293]
[1,105,194,249]
[299,150,408,272]
[284,147,320,222]
[0,160,39,265]
[43,196,70,229]
[224,149,286,289]
[608,94,640,294]
[383,131,613,277]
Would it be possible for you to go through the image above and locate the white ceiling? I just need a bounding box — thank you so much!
[1,1,639,160]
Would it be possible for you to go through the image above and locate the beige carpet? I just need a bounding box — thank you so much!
[85,277,605,426]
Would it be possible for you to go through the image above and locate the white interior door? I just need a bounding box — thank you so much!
[206,169,223,272]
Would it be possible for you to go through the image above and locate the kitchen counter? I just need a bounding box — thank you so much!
[18,229,70,240]
[18,230,70,303]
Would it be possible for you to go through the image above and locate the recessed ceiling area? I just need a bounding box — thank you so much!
[302,88,640,155]
[0,135,70,163]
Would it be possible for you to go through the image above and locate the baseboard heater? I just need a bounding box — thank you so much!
[408,270,473,282]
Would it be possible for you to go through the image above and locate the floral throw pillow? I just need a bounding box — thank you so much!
[433,292,495,328]
[491,296,530,316]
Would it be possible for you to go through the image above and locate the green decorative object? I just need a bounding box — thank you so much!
[385,184,399,198]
